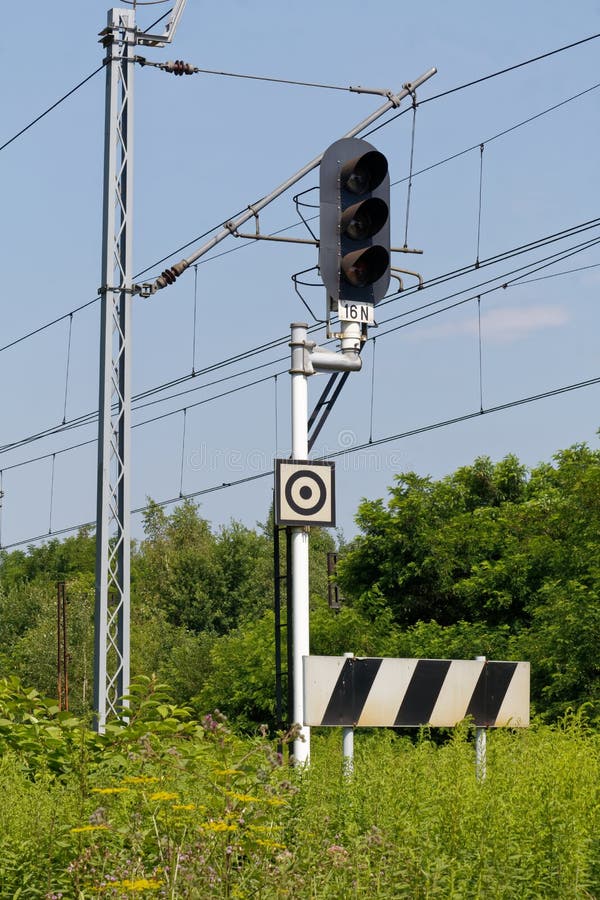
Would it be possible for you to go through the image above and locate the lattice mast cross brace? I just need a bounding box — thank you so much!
[94,7,135,733]
[94,1,187,732]
[94,0,189,731]
[93,2,187,732]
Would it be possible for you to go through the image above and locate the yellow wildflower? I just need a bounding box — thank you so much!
[149,791,178,802]
[213,768,243,776]
[91,787,130,795]
[254,838,286,850]
[225,791,259,803]
[265,797,285,806]
[172,803,195,811]
[108,877,162,891]
[199,821,237,832]
[70,824,109,834]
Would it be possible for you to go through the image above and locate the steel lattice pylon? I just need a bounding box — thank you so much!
[94,7,135,731]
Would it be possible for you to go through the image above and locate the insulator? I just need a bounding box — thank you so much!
[155,259,189,291]
[164,59,195,76]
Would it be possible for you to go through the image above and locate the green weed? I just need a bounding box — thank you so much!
[0,677,598,898]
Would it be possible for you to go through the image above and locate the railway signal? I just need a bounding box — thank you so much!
[319,137,391,309]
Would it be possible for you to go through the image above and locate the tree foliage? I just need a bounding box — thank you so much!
[337,445,600,719]
[134,500,273,634]
[1,444,600,726]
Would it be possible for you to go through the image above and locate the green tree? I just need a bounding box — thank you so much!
[0,528,95,591]
[337,446,600,720]
[134,500,273,634]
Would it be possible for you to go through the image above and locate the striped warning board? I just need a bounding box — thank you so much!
[303,656,529,728]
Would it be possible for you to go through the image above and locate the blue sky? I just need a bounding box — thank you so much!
[1,0,599,548]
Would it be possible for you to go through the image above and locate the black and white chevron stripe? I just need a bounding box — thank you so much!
[303,656,529,728]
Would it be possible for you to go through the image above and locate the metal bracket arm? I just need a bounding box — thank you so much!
[229,209,318,245]
[391,266,424,289]
[233,231,318,246]
[137,66,437,296]
[136,0,187,47]
[290,337,362,377]
[349,85,401,101]
[307,345,362,374]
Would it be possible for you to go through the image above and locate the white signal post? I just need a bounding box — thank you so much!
[289,320,362,763]
[290,323,311,763]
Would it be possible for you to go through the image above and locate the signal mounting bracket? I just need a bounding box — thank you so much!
[230,210,318,247]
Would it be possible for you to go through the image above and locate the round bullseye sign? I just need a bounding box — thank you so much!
[284,470,327,517]
[275,459,336,527]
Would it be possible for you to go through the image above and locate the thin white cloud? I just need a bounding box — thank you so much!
[411,304,568,344]
[481,306,569,341]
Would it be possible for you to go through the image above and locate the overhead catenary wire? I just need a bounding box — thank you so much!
[3,244,598,517]
[0,363,289,458]
[402,104,418,249]
[134,77,599,287]
[0,6,185,155]
[141,31,600,106]
[475,144,485,267]
[0,296,99,356]
[377,233,600,340]
[0,219,237,360]
[4,370,600,552]
[390,81,600,188]
[422,32,600,104]
[174,79,600,277]
[191,266,199,374]
[365,33,600,137]
[3,25,598,549]
[0,66,104,154]
[3,77,597,362]
[142,56,367,93]
[325,375,600,462]
[0,359,290,476]
[0,351,292,458]
[48,453,56,535]
[511,261,600,286]
[377,218,600,313]
[62,314,74,425]
[178,408,187,497]
[1,220,598,459]
[2,227,597,495]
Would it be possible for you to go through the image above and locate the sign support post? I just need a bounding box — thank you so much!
[475,655,487,781]
[289,323,311,763]
[284,321,360,764]
[342,652,355,776]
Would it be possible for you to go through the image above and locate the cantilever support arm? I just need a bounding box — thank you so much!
[135,66,437,297]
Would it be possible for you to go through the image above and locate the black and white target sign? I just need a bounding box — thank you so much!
[275,460,336,527]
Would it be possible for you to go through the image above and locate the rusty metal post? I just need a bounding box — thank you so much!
[327,551,342,610]
[57,582,69,711]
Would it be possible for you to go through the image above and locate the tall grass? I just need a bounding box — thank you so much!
[0,679,598,898]
[290,719,600,898]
